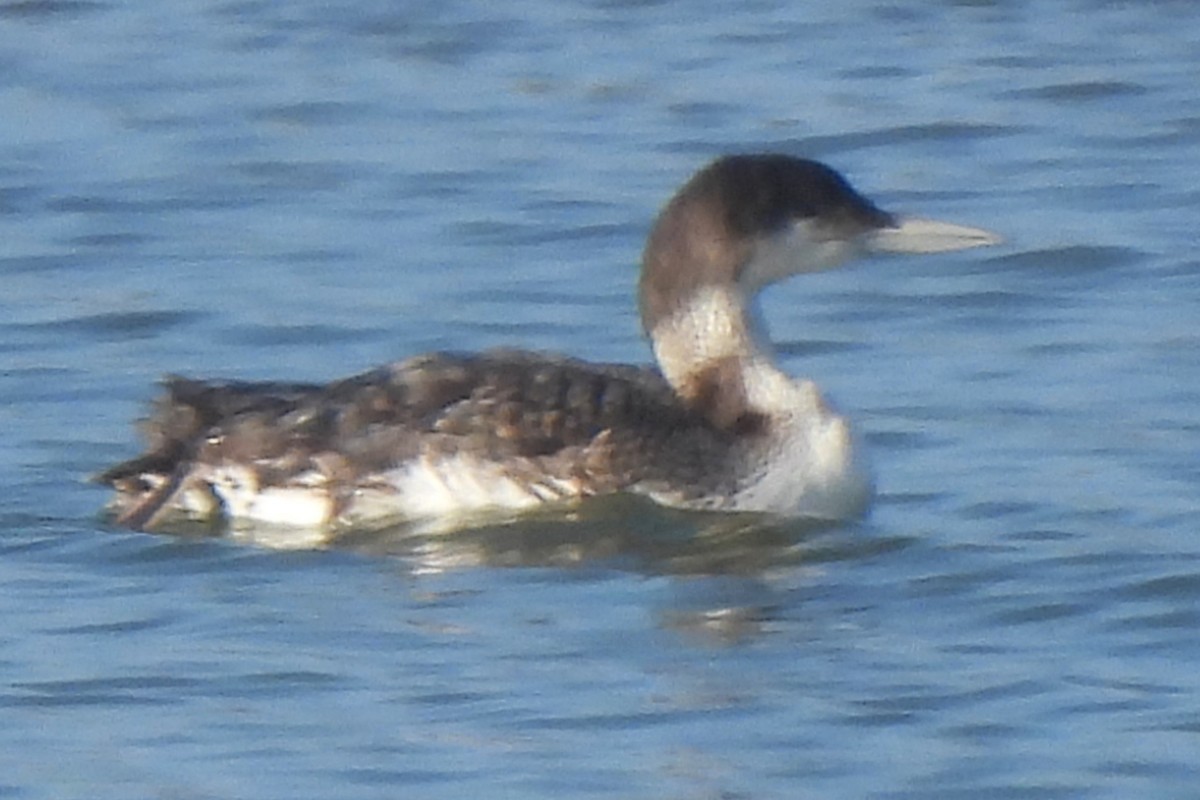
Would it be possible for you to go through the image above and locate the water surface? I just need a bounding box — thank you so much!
[2,1,1199,797]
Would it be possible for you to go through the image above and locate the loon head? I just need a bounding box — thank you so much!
[638,154,1001,336]
[637,154,1001,429]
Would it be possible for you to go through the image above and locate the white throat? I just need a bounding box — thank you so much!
[650,286,755,380]
[648,284,798,422]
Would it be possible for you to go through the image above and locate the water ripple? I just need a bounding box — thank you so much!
[7,310,204,339]
[3,0,1200,797]
[0,0,104,20]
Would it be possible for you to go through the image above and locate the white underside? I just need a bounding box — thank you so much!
[192,453,588,536]
[386,454,582,515]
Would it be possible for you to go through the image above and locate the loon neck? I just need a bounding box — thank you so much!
[635,153,1002,436]
[648,284,787,434]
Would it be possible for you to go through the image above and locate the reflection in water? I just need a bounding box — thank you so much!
[97,486,910,576]
[133,494,912,646]
[213,494,878,573]
[108,489,912,579]
[102,492,911,642]
[350,495,830,573]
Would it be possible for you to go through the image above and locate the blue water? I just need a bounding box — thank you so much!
[3,0,1199,797]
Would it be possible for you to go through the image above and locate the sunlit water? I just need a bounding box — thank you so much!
[2,1,1199,797]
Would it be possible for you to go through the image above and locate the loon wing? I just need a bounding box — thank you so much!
[96,350,704,530]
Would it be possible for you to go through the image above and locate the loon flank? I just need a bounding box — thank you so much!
[97,154,1001,533]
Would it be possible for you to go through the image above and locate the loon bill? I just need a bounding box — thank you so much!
[96,154,1001,533]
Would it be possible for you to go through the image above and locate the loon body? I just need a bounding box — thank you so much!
[97,155,1000,533]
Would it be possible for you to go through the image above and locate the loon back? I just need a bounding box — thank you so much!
[97,350,772,531]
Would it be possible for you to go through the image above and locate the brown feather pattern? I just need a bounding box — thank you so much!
[96,349,761,528]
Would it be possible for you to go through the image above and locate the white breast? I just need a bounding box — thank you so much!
[729,376,873,519]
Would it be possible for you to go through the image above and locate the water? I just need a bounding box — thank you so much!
[2,0,1199,797]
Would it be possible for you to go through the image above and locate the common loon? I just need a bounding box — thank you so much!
[97,154,1000,533]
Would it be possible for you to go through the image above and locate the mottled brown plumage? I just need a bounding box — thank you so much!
[97,350,753,529]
